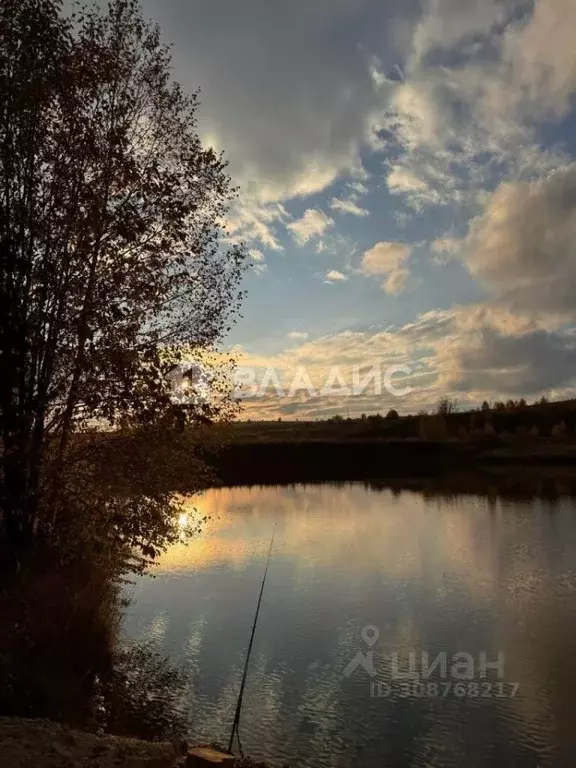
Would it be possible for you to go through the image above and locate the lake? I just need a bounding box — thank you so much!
[123,482,576,767]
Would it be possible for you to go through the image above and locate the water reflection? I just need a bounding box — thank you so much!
[124,482,576,767]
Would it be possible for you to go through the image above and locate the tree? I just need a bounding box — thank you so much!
[437,396,458,416]
[481,400,491,412]
[0,0,245,554]
[385,409,399,420]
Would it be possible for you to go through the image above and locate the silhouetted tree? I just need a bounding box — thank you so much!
[386,409,400,420]
[437,396,458,416]
[0,0,245,555]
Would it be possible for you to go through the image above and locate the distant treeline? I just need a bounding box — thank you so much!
[231,398,576,443]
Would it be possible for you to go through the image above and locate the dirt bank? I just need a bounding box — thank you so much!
[0,718,182,768]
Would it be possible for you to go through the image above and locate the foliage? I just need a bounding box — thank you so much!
[42,424,218,572]
[0,550,192,741]
[96,642,191,742]
[0,0,245,553]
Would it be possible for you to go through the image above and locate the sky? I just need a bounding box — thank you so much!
[140,0,576,419]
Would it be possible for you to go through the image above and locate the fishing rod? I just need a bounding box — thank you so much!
[228,523,277,755]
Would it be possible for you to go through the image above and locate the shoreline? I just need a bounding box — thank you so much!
[206,438,576,488]
[0,718,182,768]
[0,718,267,768]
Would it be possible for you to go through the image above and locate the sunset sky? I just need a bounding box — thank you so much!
[140,0,576,418]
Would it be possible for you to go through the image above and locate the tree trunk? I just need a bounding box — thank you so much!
[0,236,38,556]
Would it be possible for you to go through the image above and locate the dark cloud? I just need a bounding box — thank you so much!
[139,0,419,201]
[450,327,576,395]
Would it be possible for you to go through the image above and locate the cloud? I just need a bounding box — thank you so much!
[139,0,420,205]
[234,317,442,419]
[325,270,349,283]
[377,0,573,210]
[288,208,334,244]
[360,241,412,294]
[287,331,309,340]
[442,326,576,396]
[234,304,576,419]
[330,197,370,217]
[226,199,288,251]
[465,164,576,318]
[387,166,438,204]
[431,236,461,264]
[431,237,460,255]
[361,242,412,276]
[349,181,370,196]
[247,248,268,275]
[383,268,410,295]
[412,0,517,61]
[504,0,576,120]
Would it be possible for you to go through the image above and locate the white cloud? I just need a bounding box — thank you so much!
[247,249,268,275]
[348,181,370,196]
[383,268,410,295]
[330,197,370,217]
[361,241,412,276]
[387,167,430,195]
[288,208,334,245]
[287,331,310,340]
[377,0,574,211]
[360,241,413,296]
[325,270,349,282]
[226,199,288,251]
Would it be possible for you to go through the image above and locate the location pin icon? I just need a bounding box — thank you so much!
[361,625,379,647]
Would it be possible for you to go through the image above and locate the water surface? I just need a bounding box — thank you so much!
[123,482,576,767]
